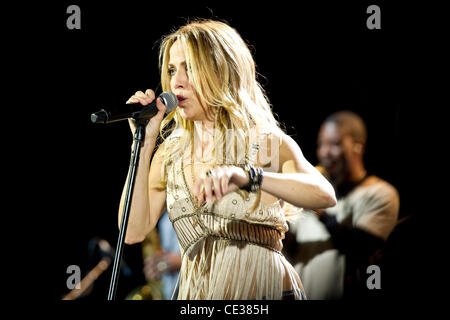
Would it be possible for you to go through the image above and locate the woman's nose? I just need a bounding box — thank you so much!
[173,69,188,89]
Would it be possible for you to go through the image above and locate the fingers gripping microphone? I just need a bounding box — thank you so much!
[91,92,178,124]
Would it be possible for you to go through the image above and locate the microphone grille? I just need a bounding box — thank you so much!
[159,92,178,112]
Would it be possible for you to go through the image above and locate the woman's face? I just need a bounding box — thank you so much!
[168,40,211,122]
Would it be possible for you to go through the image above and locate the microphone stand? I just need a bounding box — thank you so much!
[107,119,148,300]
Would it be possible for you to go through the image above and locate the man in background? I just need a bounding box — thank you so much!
[284,111,399,299]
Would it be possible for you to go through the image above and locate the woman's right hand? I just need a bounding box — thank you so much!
[126,89,167,142]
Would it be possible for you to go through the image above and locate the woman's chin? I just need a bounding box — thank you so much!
[179,108,190,120]
[179,107,198,121]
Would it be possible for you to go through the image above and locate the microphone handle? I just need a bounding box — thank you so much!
[91,101,158,124]
[133,102,159,122]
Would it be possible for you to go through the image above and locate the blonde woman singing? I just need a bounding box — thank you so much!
[119,19,336,300]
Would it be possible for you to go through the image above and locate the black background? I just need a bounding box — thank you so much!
[9,0,443,309]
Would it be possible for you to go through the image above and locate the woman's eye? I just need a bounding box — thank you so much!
[168,68,176,76]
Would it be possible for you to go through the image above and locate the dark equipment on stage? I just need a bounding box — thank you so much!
[62,238,131,300]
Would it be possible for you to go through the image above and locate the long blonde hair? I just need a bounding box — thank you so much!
[157,19,283,187]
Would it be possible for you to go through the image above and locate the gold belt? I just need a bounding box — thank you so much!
[171,213,283,254]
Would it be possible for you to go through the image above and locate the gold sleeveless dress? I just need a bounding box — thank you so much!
[165,142,306,300]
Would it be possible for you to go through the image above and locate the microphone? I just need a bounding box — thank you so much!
[90,91,178,124]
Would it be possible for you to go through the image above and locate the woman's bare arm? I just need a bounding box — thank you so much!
[259,132,336,210]
[118,142,167,244]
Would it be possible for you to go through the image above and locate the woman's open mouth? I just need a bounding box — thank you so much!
[176,95,187,106]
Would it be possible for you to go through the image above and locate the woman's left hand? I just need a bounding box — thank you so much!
[193,165,249,204]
